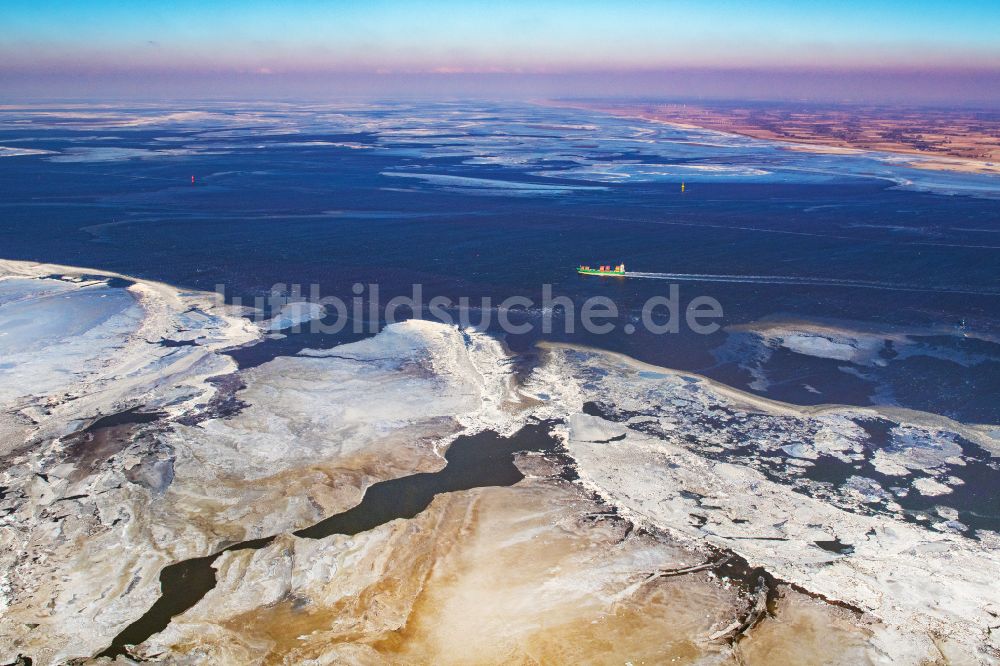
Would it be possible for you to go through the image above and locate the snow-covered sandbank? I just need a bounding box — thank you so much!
[2,265,997,664]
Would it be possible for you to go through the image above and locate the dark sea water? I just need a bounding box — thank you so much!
[1,101,998,422]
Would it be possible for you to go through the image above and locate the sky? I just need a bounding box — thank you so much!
[2,0,999,102]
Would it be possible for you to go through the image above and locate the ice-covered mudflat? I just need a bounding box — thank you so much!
[524,343,1000,662]
[134,479,875,664]
[123,318,999,663]
[0,259,259,447]
[0,262,524,663]
[0,260,259,661]
[2,262,998,664]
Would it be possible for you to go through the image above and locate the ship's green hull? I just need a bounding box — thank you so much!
[577,268,626,276]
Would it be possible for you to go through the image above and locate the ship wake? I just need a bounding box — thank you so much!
[626,271,1000,296]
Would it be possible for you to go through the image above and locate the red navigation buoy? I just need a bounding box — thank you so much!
[191,175,195,184]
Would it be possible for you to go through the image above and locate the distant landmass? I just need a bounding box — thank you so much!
[557,99,1000,175]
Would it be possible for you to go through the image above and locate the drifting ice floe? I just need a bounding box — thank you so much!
[380,170,607,196]
[5,101,1000,198]
[264,300,327,332]
[0,146,55,158]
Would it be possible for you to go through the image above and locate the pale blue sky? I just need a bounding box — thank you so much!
[2,1,998,100]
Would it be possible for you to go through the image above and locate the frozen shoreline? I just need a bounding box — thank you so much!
[526,341,1000,662]
[1,260,998,663]
[0,261,525,663]
[0,260,262,662]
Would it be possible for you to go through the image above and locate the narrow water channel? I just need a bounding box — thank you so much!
[99,421,559,658]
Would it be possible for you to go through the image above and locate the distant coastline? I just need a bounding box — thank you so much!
[549,99,1000,176]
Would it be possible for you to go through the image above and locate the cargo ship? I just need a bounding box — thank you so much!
[577,263,626,276]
